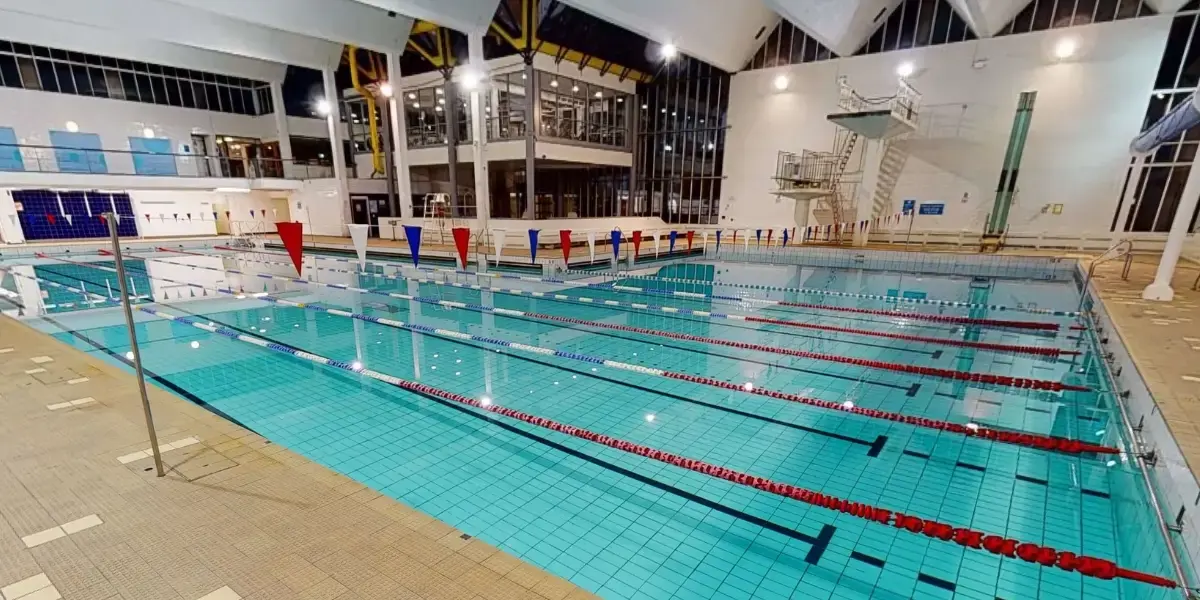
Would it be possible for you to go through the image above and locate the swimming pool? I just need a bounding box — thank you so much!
[0,247,1185,600]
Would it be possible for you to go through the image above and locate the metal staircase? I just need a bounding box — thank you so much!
[870,139,909,219]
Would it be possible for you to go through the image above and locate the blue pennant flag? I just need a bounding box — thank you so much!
[669,230,677,253]
[528,229,540,263]
[403,225,422,266]
[756,229,762,246]
[782,228,789,246]
[716,230,722,253]
[611,229,621,259]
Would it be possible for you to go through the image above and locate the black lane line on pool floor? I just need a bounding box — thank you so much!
[109,261,892,456]
[141,295,843,566]
[37,313,261,436]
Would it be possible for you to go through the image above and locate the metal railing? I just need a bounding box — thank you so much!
[540,117,629,149]
[1079,239,1134,312]
[487,111,527,142]
[0,143,334,180]
[407,123,449,148]
[835,77,922,125]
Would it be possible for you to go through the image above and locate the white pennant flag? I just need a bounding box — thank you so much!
[743,229,749,251]
[493,229,506,265]
[587,231,596,263]
[347,224,370,270]
[653,231,660,256]
[64,214,73,226]
[701,231,708,250]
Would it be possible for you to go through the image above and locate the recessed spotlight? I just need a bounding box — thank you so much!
[642,104,648,109]
[407,92,416,100]
[550,80,559,88]
[594,91,602,98]
[645,413,656,422]
[773,75,789,91]
[142,127,155,138]
[436,88,444,95]
[1055,38,1077,59]
[896,62,915,77]
[315,99,331,116]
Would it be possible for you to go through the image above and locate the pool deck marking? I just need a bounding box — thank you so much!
[65,377,88,385]
[194,586,241,600]
[115,436,200,464]
[0,573,58,600]
[23,368,45,374]
[29,355,53,363]
[21,514,102,548]
[0,347,13,353]
[45,396,95,411]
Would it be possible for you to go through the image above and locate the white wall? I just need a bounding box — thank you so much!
[723,16,1171,236]
[0,188,23,243]
[290,179,348,237]
[129,190,219,237]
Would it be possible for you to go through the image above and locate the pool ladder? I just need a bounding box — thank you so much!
[1078,239,1134,313]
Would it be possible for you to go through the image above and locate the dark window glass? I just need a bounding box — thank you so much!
[85,54,102,66]
[147,63,162,75]
[100,57,117,68]
[53,62,75,94]
[180,80,196,108]
[134,74,152,101]
[11,43,31,55]
[49,48,68,60]
[193,82,208,109]
[133,61,149,73]
[31,46,50,58]
[116,59,133,70]
[161,65,177,77]
[205,83,221,111]
[148,76,168,104]
[0,55,19,88]
[165,78,182,106]
[0,40,11,52]
[215,74,229,85]
[88,67,107,97]
[71,64,92,95]
[36,60,58,92]
[120,71,140,102]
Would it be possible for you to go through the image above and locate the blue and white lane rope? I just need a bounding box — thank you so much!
[3,262,1113,457]
[210,246,1078,318]
[147,251,1069,357]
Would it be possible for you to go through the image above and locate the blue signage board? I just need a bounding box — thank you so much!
[902,199,915,215]
[918,203,945,215]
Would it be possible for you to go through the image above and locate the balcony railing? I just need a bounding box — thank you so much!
[540,117,629,149]
[0,143,334,180]
[487,111,527,142]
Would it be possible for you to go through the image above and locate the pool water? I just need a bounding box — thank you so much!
[0,249,1182,600]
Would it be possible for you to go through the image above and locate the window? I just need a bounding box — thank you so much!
[536,71,631,149]
[0,38,272,115]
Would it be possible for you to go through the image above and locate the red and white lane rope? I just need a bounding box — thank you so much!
[19,257,1114,457]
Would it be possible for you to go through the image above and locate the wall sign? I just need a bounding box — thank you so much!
[902,199,915,215]
[918,203,945,215]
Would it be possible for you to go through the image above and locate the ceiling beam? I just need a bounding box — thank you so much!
[348,0,501,34]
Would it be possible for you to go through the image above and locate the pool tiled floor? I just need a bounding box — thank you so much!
[0,316,594,600]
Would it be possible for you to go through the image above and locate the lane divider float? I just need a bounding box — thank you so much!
[163,249,1074,358]
[31,256,1112,457]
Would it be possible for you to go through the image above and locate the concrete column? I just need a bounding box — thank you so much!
[322,68,351,233]
[468,33,492,227]
[386,52,413,219]
[1143,152,1200,301]
[269,81,293,175]
[524,62,537,219]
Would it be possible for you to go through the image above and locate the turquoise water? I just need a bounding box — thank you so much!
[1,249,1183,600]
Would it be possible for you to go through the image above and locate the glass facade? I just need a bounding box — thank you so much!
[0,40,271,116]
[538,71,632,149]
[1114,5,1200,233]
[634,57,729,225]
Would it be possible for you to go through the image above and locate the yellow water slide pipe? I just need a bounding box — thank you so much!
[347,45,385,177]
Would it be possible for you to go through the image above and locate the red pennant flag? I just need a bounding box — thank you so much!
[225,211,231,219]
[632,230,642,257]
[767,229,774,246]
[451,227,470,268]
[686,230,694,251]
[559,230,573,262]
[187,213,192,221]
[276,221,305,276]
[46,214,55,225]
[99,214,107,225]
[144,214,150,221]
[732,230,738,245]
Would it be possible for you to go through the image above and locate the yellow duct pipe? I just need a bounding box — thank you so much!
[347,45,385,176]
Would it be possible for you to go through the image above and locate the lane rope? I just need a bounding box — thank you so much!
[215,245,1066,331]
[169,249,1076,358]
[138,250,1089,392]
[9,271,1162,589]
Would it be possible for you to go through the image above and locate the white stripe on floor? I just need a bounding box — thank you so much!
[20,514,102,549]
[116,437,200,464]
[1,572,55,600]
[195,586,241,600]
[45,398,96,411]
[29,356,52,364]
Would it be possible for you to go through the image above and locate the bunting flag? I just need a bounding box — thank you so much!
[611,230,621,260]
[250,210,256,218]
[403,225,423,266]
[275,221,305,276]
[452,227,471,269]
[84,196,93,217]
[493,229,506,265]
[64,214,73,226]
[348,223,370,270]
[668,230,677,254]
[755,229,762,246]
[173,213,179,221]
[559,230,572,263]
[98,214,107,226]
[213,212,218,221]
[46,213,54,225]
[742,229,749,251]
[767,229,773,246]
[700,231,708,252]
[782,228,789,246]
[587,231,596,263]
[632,230,642,257]
[114,212,121,224]
[653,231,660,256]
[731,230,737,247]
[686,230,694,252]
[272,208,278,218]
[791,227,796,242]
[186,213,192,221]
[225,211,231,220]
[715,230,722,253]
[528,229,540,263]
[145,214,150,221]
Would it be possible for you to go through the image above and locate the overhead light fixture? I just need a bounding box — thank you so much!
[379,82,393,97]
[617,97,624,103]
[1055,37,1078,59]
[706,142,715,150]
[214,187,251,193]
[435,106,443,112]
[550,79,559,88]
[642,104,648,109]
[142,127,155,138]
[663,144,672,151]
[460,70,481,90]
[438,98,445,105]
[594,91,602,98]
[223,137,234,142]
[896,62,915,77]
[318,153,325,159]
[660,43,677,60]
[572,85,579,93]
[1157,92,1166,100]
[407,92,416,100]
[315,99,331,116]
[773,75,789,91]
[65,121,79,133]
[412,102,420,108]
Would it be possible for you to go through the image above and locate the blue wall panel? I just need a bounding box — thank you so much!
[0,127,22,172]
[15,190,139,241]
[48,131,107,173]
[128,137,177,176]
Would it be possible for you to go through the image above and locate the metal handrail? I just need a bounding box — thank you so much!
[1079,239,1134,312]
[0,142,334,180]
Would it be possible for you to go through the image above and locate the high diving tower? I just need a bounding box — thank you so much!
[773,77,920,243]
[1130,92,1200,301]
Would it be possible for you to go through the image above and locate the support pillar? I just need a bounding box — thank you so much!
[270,81,294,166]
[1143,152,1200,301]
[322,68,351,234]
[386,52,413,219]
[524,62,537,219]
[468,32,492,228]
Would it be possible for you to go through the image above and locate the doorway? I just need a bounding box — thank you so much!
[192,135,211,177]
[350,194,393,238]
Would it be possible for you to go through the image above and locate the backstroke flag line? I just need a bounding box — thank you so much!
[276,221,305,276]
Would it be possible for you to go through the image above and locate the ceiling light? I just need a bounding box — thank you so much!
[315,99,331,116]
[435,106,443,112]
[663,144,672,151]
[706,142,714,150]
[460,71,481,90]
[223,137,234,142]
[594,91,602,98]
[142,127,155,138]
[379,82,393,97]
[660,43,677,60]
[436,87,444,95]
[617,97,624,103]
[65,121,79,133]
[642,104,648,109]
[896,62,915,78]
[438,98,445,105]
[773,75,789,91]
[412,102,420,108]
[1055,37,1078,59]
[1157,92,1166,100]
[407,92,416,100]
[572,85,579,93]
[550,79,559,88]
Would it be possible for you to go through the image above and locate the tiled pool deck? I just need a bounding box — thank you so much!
[0,317,594,600]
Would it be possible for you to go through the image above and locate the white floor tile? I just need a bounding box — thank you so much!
[1,572,51,599]
[195,586,241,600]
[29,356,53,364]
[1184,375,1200,383]
[20,527,64,549]
[116,451,150,464]
[44,402,72,411]
[0,348,13,354]
[60,514,101,535]
[23,369,45,375]
[66,378,88,385]
[20,586,61,600]
[69,398,95,407]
